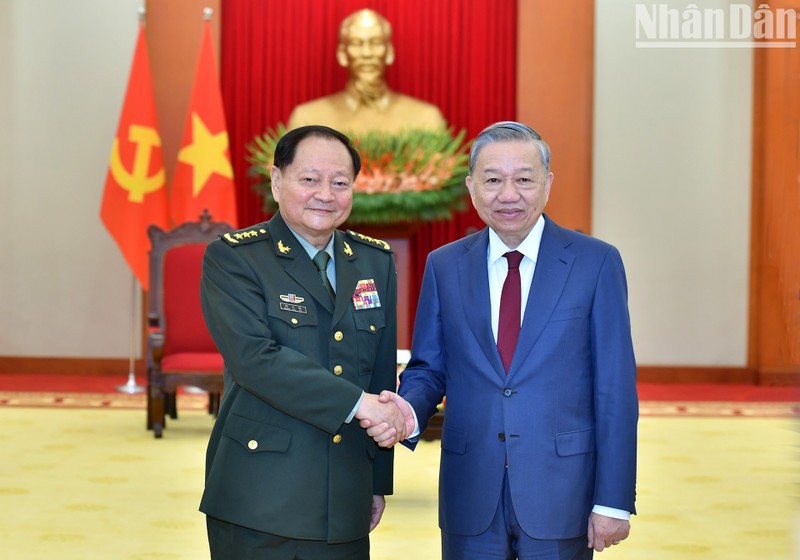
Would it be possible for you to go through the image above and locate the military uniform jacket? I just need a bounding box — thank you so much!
[199,212,397,544]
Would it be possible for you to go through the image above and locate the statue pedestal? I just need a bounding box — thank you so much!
[350,222,420,350]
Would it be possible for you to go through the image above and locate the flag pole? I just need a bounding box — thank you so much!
[117,273,145,394]
[116,6,148,395]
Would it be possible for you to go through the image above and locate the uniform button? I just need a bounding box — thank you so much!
[333,365,343,376]
[369,325,376,332]
[291,318,298,325]
[503,388,513,397]
[334,331,344,341]
[498,433,506,442]
[248,440,258,450]
[333,434,342,444]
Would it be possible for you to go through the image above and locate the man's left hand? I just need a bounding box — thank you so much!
[587,512,630,552]
[370,495,386,531]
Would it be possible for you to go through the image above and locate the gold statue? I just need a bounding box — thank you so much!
[287,9,447,135]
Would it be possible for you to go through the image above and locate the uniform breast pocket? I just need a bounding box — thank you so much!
[267,299,318,348]
[353,309,385,374]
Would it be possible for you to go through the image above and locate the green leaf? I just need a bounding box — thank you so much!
[247,125,472,225]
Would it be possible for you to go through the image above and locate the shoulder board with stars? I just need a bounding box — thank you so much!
[346,230,392,252]
[220,226,270,247]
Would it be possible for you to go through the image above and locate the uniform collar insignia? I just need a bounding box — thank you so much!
[277,240,291,254]
[343,241,354,256]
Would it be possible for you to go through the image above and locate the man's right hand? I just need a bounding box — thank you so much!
[355,393,408,448]
[376,391,416,437]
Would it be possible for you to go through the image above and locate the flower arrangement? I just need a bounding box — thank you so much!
[247,125,471,225]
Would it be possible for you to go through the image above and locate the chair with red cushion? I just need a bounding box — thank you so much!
[146,211,231,438]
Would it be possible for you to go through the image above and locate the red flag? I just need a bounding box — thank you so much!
[170,21,238,227]
[100,22,169,291]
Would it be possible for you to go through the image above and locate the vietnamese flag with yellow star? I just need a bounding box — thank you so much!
[100,21,169,291]
[169,21,238,228]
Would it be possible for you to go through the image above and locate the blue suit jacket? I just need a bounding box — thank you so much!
[399,215,638,539]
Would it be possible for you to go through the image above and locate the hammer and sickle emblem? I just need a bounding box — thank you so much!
[110,125,166,203]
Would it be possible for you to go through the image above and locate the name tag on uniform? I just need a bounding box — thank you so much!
[279,294,307,314]
[280,302,307,314]
[352,279,380,310]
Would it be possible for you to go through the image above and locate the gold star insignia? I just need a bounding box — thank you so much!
[177,112,233,196]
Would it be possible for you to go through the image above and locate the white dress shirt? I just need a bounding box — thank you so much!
[487,217,544,341]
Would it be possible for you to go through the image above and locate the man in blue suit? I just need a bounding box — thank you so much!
[370,122,638,559]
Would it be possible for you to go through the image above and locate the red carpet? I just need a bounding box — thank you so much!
[0,374,797,400]
[0,373,208,411]
[0,374,797,416]
[0,373,138,393]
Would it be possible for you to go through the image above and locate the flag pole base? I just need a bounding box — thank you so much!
[117,372,145,394]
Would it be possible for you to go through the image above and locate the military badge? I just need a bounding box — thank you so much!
[343,241,354,256]
[352,279,381,310]
[277,240,291,254]
[279,293,307,314]
[221,226,269,247]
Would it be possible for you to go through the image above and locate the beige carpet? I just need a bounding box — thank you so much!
[0,406,796,559]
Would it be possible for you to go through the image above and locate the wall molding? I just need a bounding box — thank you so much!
[638,366,799,386]
[757,367,800,387]
[636,366,756,385]
[0,357,146,377]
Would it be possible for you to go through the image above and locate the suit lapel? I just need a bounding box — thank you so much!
[458,229,506,378]
[267,214,335,314]
[507,218,574,377]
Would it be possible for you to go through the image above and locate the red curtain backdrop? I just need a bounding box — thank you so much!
[220,0,517,337]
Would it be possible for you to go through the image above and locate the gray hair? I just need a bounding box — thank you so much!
[468,121,551,175]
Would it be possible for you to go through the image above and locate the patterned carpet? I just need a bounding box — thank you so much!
[0,406,796,560]
[0,391,210,410]
[1,384,797,417]
[0,374,797,558]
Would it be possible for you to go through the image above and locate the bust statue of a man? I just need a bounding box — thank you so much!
[287,9,447,134]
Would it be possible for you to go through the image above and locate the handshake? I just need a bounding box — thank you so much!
[355,391,416,448]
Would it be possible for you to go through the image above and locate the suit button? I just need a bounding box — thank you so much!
[333,365,343,376]
[248,440,258,450]
[503,388,513,397]
[333,434,342,444]
[498,433,506,442]
[334,331,344,341]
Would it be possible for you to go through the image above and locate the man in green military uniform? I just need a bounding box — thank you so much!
[199,125,406,559]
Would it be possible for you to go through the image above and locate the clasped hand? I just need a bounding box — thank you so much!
[355,391,415,448]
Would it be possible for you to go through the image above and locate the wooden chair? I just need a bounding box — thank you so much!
[146,211,231,438]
